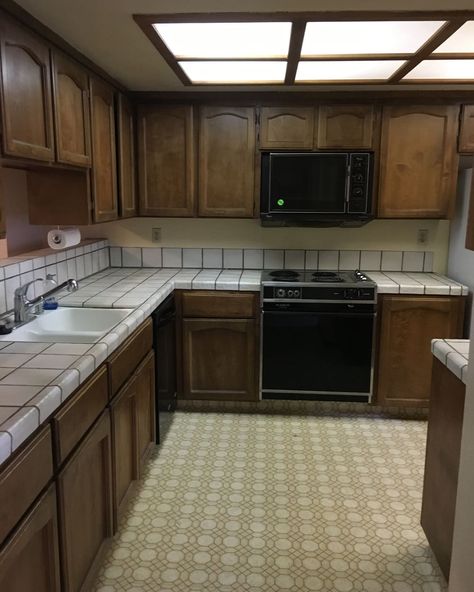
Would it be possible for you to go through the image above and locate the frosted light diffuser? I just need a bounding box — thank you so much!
[301,21,445,56]
[179,61,287,83]
[153,22,292,58]
[295,60,405,82]
[404,59,474,80]
[433,21,474,53]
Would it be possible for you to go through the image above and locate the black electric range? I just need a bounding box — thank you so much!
[260,270,377,402]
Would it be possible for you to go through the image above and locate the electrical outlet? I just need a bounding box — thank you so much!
[417,229,429,244]
[152,228,161,243]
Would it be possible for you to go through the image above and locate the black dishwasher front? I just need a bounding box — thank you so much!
[152,294,177,444]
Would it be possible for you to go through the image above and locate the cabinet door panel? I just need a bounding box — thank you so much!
[57,411,113,592]
[376,296,465,407]
[90,77,118,222]
[0,485,61,592]
[0,18,54,161]
[52,51,91,166]
[199,106,256,217]
[378,105,459,218]
[458,105,474,153]
[117,94,137,217]
[135,351,155,470]
[138,105,195,216]
[259,107,314,149]
[182,318,257,401]
[317,104,375,149]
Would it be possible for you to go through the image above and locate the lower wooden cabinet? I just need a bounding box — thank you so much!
[421,358,466,580]
[110,350,155,520]
[0,484,61,592]
[57,410,114,592]
[376,295,465,407]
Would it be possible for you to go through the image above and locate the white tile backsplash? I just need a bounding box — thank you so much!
[305,251,319,270]
[402,252,425,272]
[243,249,263,269]
[284,250,305,269]
[360,251,381,271]
[318,251,339,270]
[183,249,203,268]
[263,250,284,270]
[339,251,361,271]
[224,249,243,269]
[122,247,142,267]
[162,248,182,268]
[203,249,223,269]
[381,251,403,272]
[142,248,162,268]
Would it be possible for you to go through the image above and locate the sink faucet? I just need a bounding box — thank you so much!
[14,278,79,323]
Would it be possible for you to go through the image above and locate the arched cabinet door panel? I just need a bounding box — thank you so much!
[259,106,315,149]
[317,104,376,149]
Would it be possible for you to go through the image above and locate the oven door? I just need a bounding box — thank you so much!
[261,309,375,401]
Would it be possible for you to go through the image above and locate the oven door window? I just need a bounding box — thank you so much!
[262,311,374,394]
[268,153,348,214]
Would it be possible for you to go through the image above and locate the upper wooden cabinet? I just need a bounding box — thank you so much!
[51,51,91,167]
[458,105,474,153]
[465,156,474,251]
[117,94,137,218]
[89,77,118,222]
[317,104,376,149]
[378,105,459,218]
[138,104,195,217]
[259,106,315,149]
[376,295,465,407]
[0,17,55,161]
[199,106,256,218]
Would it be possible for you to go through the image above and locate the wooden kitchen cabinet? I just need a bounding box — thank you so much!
[117,93,137,217]
[376,295,465,407]
[378,105,459,218]
[198,106,256,217]
[57,410,114,592]
[0,485,61,592]
[458,105,474,153]
[0,16,55,161]
[317,104,376,149]
[179,291,259,401]
[89,76,118,222]
[135,351,156,468]
[465,156,474,250]
[138,104,195,217]
[259,106,315,149]
[421,357,466,580]
[51,51,91,167]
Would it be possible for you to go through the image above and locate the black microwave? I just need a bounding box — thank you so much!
[260,151,374,227]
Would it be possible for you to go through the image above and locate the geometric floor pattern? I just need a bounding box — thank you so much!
[90,411,447,592]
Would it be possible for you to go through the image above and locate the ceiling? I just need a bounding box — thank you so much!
[13,0,474,91]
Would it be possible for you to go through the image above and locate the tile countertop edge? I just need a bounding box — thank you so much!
[0,268,469,468]
[432,339,470,385]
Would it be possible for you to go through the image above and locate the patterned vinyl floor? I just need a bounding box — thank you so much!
[91,411,447,592]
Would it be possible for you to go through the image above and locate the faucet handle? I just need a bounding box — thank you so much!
[46,273,57,283]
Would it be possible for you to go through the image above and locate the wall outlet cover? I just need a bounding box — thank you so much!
[152,228,161,243]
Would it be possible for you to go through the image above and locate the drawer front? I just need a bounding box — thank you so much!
[52,365,108,466]
[108,318,153,397]
[181,291,257,318]
[0,425,53,543]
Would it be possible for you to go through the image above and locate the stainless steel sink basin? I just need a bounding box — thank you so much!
[0,307,133,343]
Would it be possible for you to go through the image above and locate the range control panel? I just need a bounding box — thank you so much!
[266,285,376,302]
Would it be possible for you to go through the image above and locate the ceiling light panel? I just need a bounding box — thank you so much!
[404,59,474,80]
[179,61,287,83]
[295,60,405,82]
[433,21,474,53]
[301,21,445,56]
[153,22,292,59]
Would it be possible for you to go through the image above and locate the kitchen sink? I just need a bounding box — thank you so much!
[0,307,133,343]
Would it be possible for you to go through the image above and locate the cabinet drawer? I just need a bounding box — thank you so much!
[0,425,53,543]
[52,365,108,465]
[108,319,153,397]
[181,291,257,318]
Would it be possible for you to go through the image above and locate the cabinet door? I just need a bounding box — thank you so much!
[317,104,375,149]
[117,94,137,218]
[90,77,118,222]
[110,375,138,520]
[0,17,54,161]
[378,105,459,218]
[465,156,474,251]
[182,318,258,401]
[51,51,91,167]
[57,411,113,592]
[376,296,465,407]
[458,105,474,153]
[199,106,256,217]
[259,106,314,149]
[135,350,156,470]
[0,485,61,592]
[138,105,195,217]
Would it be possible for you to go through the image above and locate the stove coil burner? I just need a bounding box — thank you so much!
[269,270,300,280]
[311,271,344,283]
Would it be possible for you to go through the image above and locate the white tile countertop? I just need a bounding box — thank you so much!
[0,267,468,467]
[432,339,470,384]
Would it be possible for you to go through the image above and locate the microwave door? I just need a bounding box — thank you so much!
[268,153,348,214]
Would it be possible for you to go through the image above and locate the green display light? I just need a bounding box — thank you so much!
[277,198,285,206]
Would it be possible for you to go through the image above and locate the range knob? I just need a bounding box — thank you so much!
[277,288,286,298]
[352,186,364,198]
[353,173,364,183]
[287,290,294,297]
[293,289,300,298]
